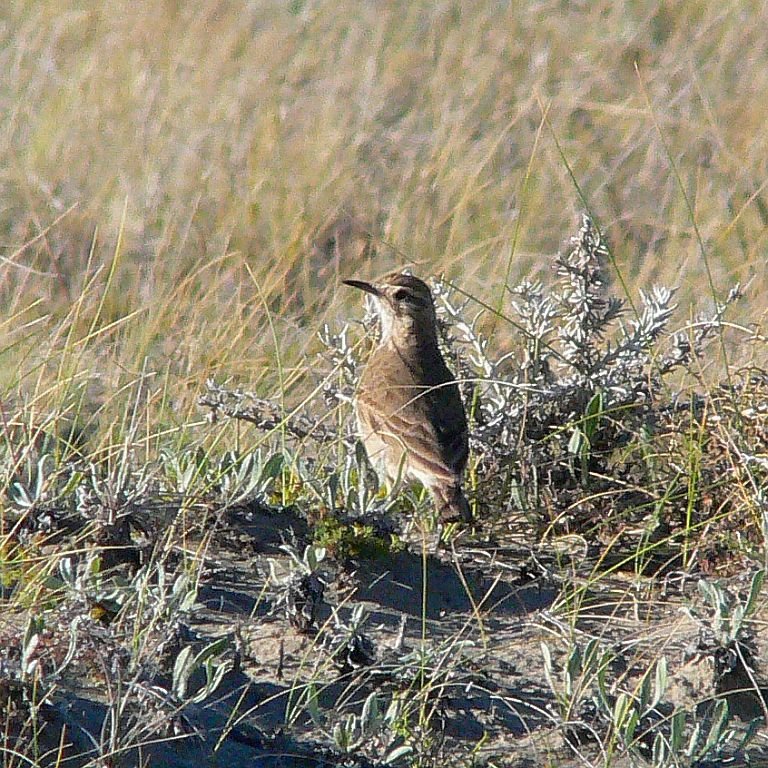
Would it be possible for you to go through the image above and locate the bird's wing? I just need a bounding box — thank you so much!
[423,381,469,474]
[358,380,467,482]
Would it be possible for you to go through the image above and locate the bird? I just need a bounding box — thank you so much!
[342,272,471,522]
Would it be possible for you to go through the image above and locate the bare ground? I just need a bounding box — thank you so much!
[5,497,765,767]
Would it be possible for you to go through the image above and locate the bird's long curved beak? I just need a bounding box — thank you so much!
[342,279,380,296]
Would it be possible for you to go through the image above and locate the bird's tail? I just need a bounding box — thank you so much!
[434,483,471,523]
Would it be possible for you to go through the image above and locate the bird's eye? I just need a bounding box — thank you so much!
[393,288,410,302]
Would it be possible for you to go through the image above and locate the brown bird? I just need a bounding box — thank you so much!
[343,272,471,522]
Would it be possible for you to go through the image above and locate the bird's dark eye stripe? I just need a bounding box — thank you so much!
[393,288,410,301]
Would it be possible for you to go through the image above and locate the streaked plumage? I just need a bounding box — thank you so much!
[343,272,470,522]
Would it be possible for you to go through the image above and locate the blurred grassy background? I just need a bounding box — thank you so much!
[1,0,766,451]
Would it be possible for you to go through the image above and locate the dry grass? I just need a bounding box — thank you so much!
[1,0,767,449]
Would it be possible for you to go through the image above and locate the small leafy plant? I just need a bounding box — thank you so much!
[541,636,762,767]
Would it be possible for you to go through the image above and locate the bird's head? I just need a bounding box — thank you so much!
[343,272,438,344]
